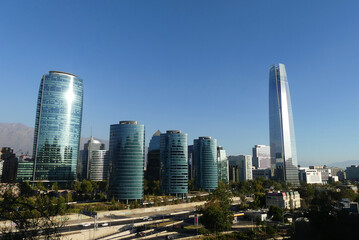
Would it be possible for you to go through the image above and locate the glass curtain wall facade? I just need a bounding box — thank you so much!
[193,137,218,191]
[145,130,161,181]
[269,64,299,185]
[32,71,83,182]
[109,121,145,201]
[17,161,34,182]
[88,150,108,181]
[188,145,194,180]
[228,155,252,181]
[160,130,188,197]
[217,146,229,183]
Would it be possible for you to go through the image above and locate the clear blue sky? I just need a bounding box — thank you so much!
[1,0,359,165]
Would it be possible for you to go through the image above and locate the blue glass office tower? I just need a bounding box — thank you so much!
[193,137,218,191]
[269,64,299,185]
[145,130,161,181]
[160,130,188,197]
[32,71,83,182]
[109,121,145,201]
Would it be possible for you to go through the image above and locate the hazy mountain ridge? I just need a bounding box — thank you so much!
[0,123,34,155]
[299,159,359,169]
[0,123,109,156]
[327,160,359,170]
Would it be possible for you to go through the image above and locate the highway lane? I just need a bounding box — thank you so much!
[58,211,194,234]
[0,210,195,239]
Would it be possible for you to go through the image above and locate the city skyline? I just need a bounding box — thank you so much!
[1,1,359,165]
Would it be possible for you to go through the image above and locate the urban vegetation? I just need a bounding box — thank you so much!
[197,182,233,233]
[3,177,359,239]
[0,184,66,240]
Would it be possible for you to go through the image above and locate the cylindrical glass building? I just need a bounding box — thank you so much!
[32,71,83,183]
[109,121,145,201]
[160,130,188,197]
[193,137,218,191]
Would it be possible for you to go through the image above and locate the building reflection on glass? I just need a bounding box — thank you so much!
[32,71,83,183]
[269,64,299,185]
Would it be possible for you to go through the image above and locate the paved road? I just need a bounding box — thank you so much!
[59,211,193,234]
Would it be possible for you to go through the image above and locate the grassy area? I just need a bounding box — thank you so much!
[184,224,203,230]
[148,220,174,228]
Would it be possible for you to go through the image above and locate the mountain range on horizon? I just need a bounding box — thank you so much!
[0,123,109,156]
[0,123,358,170]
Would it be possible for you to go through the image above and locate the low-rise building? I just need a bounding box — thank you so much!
[328,176,339,183]
[309,165,332,184]
[299,167,322,184]
[341,198,359,214]
[244,210,267,221]
[266,191,301,210]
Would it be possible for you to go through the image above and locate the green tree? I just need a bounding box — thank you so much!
[73,181,82,192]
[188,179,195,191]
[98,180,108,193]
[0,190,66,239]
[19,181,33,197]
[268,205,283,221]
[65,192,73,202]
[198,182,233,233]
[52,182,59,192]
[35,181,46,191]
[252,193,265,209]
[81,180,93,196]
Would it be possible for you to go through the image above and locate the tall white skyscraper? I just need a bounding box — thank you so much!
[269,63,299,185]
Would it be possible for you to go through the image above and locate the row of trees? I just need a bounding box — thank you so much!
[0,188,67,239]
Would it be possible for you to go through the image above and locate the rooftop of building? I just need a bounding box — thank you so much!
[152,130,161,136]
[49,71,78,78]
[266,191,300,197]
[166,130,181,134]
[120,121,138,125]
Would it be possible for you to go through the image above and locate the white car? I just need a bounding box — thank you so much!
[142,217,149,221]
[82,223,91,227]
[102,222,109,227]
[147,217,153,221]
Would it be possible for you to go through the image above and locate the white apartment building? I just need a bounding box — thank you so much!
[299,167,322,184]
[266,191,301,210]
